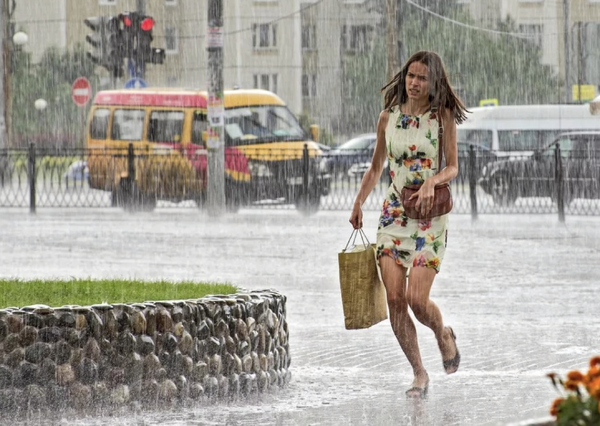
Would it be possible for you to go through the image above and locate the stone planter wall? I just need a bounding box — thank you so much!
[0,290,290,411]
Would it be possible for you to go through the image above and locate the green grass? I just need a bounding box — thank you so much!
[0,279,238,309]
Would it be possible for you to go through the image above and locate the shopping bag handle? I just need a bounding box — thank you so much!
[343,228,371,252]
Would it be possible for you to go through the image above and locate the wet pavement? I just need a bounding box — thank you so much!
[1,207,599,426]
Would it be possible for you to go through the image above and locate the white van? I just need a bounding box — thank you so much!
[457,104,600,157]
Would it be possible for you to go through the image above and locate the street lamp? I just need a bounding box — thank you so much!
[12,31,28,47]
[34,99,47,112]
[34,98,47,145]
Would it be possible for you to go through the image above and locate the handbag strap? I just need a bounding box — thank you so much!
[343,228,371,252]
[431,106,444,173]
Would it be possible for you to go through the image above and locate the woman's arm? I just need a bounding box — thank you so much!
[349,110,389,229]
[433,108,459,185]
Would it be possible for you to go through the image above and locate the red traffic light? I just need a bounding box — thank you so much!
[140,17,154,31]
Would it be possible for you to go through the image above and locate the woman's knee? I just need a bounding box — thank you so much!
[407,297,429,320]
[386,289,409,313]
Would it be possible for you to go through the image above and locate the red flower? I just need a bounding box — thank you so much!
[392,238,401,245]
[409,145,417,151]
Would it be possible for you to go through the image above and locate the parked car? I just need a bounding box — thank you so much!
[63,160,89,184]
[478,131,600,206]
[329,134,376,177]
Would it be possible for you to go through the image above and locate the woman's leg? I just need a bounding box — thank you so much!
[379,256,429,390]
[406,267,458,373]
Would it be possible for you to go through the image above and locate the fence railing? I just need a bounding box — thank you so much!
[1,143,599,220]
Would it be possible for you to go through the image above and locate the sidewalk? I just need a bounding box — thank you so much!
[0,208,599,425]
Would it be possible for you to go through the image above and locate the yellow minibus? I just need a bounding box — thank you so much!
[86,88,329,212]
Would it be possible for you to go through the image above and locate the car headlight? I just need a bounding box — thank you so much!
[247,161,273,178]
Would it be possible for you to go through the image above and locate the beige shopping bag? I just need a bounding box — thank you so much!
[338,229,388,330]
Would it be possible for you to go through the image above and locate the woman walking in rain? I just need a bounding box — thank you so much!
[349,51,467,398]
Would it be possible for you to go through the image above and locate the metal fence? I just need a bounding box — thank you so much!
[1,144,599,219]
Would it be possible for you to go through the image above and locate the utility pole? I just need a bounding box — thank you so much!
[136,0,146,80]
[136,0,146,14]
[0,0,10,149]
[563,0,570,103]
[206,0,225,216]
[576,21,582,103]
[396,0,403,68]
[386,0,399,82]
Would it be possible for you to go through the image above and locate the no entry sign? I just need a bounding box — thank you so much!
[72,77,92,107]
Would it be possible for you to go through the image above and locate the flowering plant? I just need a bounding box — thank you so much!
[547,356,600,425]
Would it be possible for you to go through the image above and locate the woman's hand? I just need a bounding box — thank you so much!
[410,179,436,216]
[349,202,363,229]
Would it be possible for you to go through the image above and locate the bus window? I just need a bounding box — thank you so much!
[147,110,184,143]
[456,129,493,150]
[111,109,145,141]
[90,108,110,139]
[191,111,208,145]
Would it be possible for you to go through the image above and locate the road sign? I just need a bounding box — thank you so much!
[124,77,148,89]
[572,85,596,102]
[479,98,498,107]
[72,77,92,106]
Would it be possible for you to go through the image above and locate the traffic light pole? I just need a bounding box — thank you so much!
[136,0,145,79]
[206,0,225,216]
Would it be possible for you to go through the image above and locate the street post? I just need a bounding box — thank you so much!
[206,0,225,216]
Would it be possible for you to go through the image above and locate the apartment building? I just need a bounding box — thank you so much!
[301,0,381,135]
[460,0,600,99]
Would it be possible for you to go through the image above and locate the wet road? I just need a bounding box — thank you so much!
[1,207,598,425]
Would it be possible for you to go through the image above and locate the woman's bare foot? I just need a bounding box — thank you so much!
[405,371,429,398]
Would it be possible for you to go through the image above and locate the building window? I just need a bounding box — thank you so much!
[302,25,317,50]
[341,25,372,52]
[253,74,278,93]
[519,24,543,48]
[252,23,277,49]
[302,74,317,98]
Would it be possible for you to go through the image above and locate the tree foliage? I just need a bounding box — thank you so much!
[10,44,99,149]
[341,1,561,135]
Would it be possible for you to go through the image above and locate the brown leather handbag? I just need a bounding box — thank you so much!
[397,108,453,220]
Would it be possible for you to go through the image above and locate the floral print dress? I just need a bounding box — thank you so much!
[376,106,448,273]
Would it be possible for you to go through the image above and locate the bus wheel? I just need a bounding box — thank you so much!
[224,178,243,213]
[490,173,516,207]
[194,192,206,209]
[118,179,156,212]
[295,188,321,215]
[110,189,122,207]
